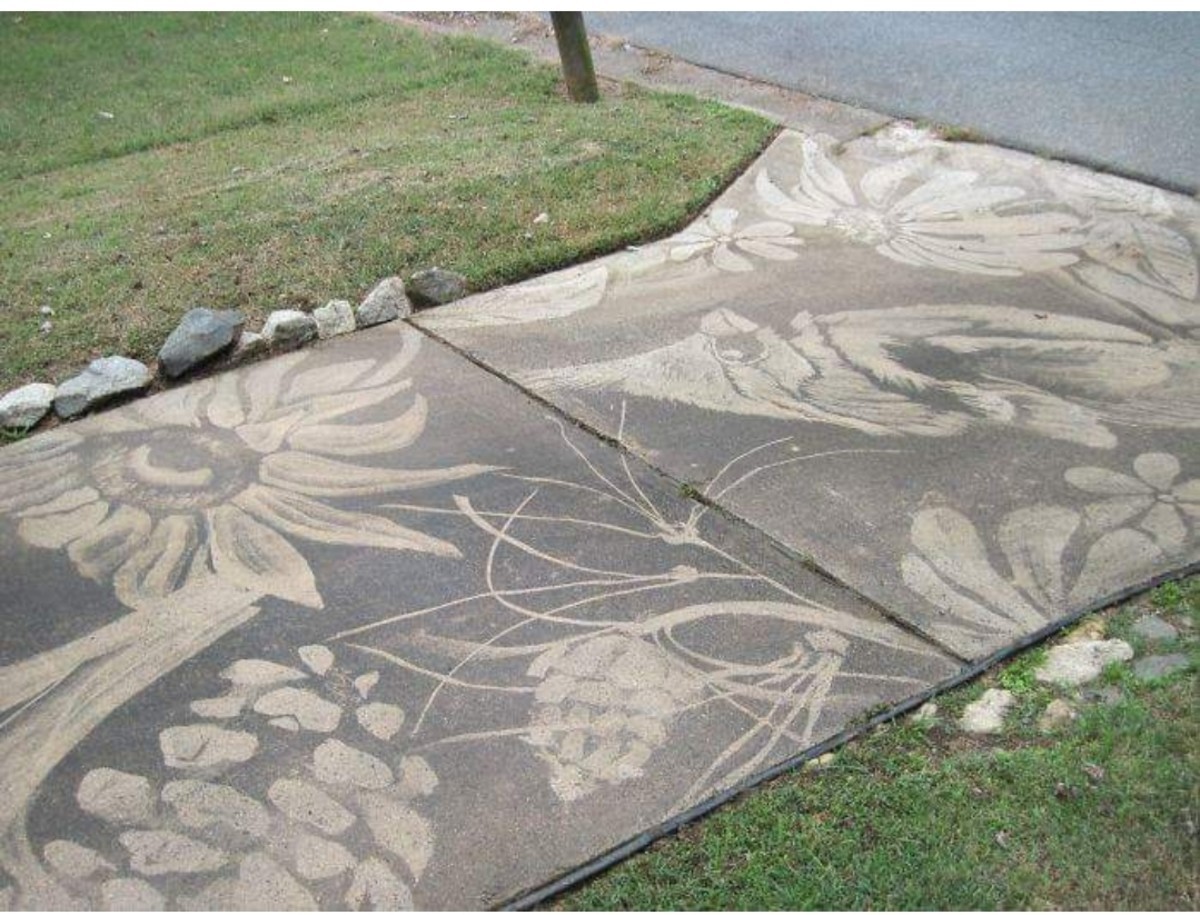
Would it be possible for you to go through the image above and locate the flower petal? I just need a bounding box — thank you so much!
[286,396,427,458]
[1070,528,1165,605]
[19,501,110,549]
[68,505,153,582]
[113,515,200,606]
[736,239,801,262]
[1132,452,1180,491]
[236,485,460,558]
[668,241,712,262]
[997,505,1079,610]
[738,220,801,239]
[1138,502,1187,552]
[1064,466,1152,496]
[133,380,212,429]
[711,244,753,273]
[284,360,375,406]
[1083,495,1151,533]
[206,372,246,430]
[908,506,1046,630]
[260,452,497,498]
[236,412,306,454]
[16,486,100,518]
[709,207,738,236]
[208,505,322,609]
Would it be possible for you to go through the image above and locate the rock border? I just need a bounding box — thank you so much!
[0,269,467,434]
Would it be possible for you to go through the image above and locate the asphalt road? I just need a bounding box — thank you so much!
[587,12,1200,193]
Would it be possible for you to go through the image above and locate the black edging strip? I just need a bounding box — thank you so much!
[502,557,1200,911]
[410,319,967,665]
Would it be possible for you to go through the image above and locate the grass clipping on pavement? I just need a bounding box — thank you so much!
[0,12,775,390]
[556,578,1199,911]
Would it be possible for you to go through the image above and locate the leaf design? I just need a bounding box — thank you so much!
[420,265,607,329]
[207,505,322,608]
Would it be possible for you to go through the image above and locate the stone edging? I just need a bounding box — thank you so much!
[0,268,468,434]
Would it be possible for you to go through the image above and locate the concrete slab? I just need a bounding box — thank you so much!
[418,128,1200,661]
[0,324,958,909]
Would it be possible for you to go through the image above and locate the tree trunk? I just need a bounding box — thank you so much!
[551,12,600,103]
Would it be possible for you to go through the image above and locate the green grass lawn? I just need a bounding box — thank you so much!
[0,12,774,390]
[555,578,1199,910]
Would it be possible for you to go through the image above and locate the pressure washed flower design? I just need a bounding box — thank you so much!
[1065,452,1199,553]
[0,346,494,611]
[668,206,804,273]
[755,134,1084,276]
[523,633,706,802]
[41,644,436,910]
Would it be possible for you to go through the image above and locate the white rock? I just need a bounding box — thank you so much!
[313,738,393,790]
[120,830,227,875]
[312,300,356,339]
[229,330,268,365]
[99,877,165,911]
[356,702,405,741]
[267,778,354,835]
[0,383,56,430]
[298,644,335,676]
[43,840,114,879]
[960,688,1015,734]
[253,687,341,732]
[160,724,258,769]
[356,277,411,327]
[290,831,356,881]
[221,658,306,686]
[76,768,155,825]
[1037,698,1077,732]
[262,309,317,349]
[161,779,269,837]
[54,356,151,419]
[270,716,301,731]
[1035,639,1133,687]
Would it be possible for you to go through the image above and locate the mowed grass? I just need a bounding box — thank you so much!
[0,12,775,389]
[555,578,1199,911]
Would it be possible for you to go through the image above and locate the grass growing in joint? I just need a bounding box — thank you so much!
[0,12,775,389]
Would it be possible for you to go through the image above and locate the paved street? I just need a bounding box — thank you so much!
[587,12,1200,193]
[2,126,1199,908]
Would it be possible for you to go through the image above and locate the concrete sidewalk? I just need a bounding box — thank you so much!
[1,126,1198,909]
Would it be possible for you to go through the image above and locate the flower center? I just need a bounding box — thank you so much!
[89,427,254,511]
[830,208,890,245]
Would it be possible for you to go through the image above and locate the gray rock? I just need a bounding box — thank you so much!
[262,310,317,349]
[229,331,268,365]
[1036,698,1076,733]
[1132,653,1189,681]
[55,357,151,419]
[357,277,411,327]
[0,382,56,430]
[158,308,244,378]
[960,688,1014,734]
[1131,614,1179,644]
[313,300,356,340]
[1034,639,1133,687]
[407,267,468,310]
[1080,685,1123,705]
